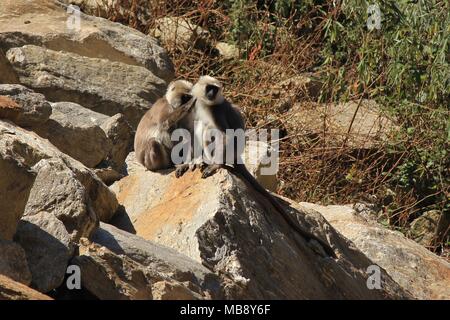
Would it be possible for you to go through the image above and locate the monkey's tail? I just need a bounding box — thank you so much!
[229,163,336,258]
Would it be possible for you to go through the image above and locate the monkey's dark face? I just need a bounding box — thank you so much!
[192,76,224,106]
[205,84,219,101]
[166,80,194,108]
[173,93,193,108]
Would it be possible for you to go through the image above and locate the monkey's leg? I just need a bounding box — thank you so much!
[175,164,190,178]
[200,164,224,179]
[144,138,171,171]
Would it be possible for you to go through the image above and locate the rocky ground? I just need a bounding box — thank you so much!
[0,0,449,300]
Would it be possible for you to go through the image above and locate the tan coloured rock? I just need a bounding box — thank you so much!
[0,0,173,82]
[215,42,240,60]
[34,101,132,171]
[1,119,119,292]
[0,275,52,300]
[0,142,36,241]
[111,154,410,299]
[151,17,210,50]
[60,0,153,30]
[6,45,166,127]
[300,203,450,300]
[284,99,395,149]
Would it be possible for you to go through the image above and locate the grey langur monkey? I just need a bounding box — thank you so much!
[134,80,195,171]
[177,75,336,258]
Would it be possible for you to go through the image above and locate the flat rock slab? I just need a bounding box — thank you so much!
[6,45,166,127]
[0,275,52,300]
[0,0,173,82]
[73,223,221,299]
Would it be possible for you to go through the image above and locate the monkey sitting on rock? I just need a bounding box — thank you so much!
[134,80,195,171]
[176,75,336,258]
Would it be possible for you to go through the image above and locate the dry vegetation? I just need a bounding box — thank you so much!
[79,0,449,257]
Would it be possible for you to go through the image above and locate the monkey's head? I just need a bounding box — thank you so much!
[192,76,224,106]
[166,80,194,108]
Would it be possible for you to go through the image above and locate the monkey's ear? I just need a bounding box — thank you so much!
[167,81,176,91]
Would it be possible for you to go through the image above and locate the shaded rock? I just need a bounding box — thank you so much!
[0,119,118,228]
[0,240,31,285]
[302,202,450,299]
[91,222,222,298]
[0,275,52,300]
[0,84,51,127]
[111,155,410,299]
[34,102,111,168]
[0,49,19,84]
[151,17,210,50]
[34,101,133,171]
[73,235,218,300]
[94,168,124,185]
[0,0,174,82]
[409,210,448,248]
[100,113,133,170]
[14,212,73,293]
[6,45,166,127]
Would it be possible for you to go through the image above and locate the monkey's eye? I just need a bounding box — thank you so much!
[180,94,192,105]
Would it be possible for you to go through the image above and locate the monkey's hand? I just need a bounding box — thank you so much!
[175,164,190,178]
[200,164,223,179]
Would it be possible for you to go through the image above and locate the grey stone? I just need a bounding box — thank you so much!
[303,202,450,299]
[14,212,73,293]
[0,240,31,285]
[0,84,51,127]
[6,45,166,127]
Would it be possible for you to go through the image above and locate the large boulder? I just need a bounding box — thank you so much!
[34,102,111,168]
[111,155,410,299]
[151,17,210,50]
[14,212,73,293]
[0,0,174,127]
[302,203,450,299]
[0,240,31,285]
[0,119,119,292]
[6,45,166,127]
[0,275,52,300]
[0,0,173,82]
[0,120,118,225]
[72,223,221,300]
[33,100,133,171]
[0,84,51,128]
